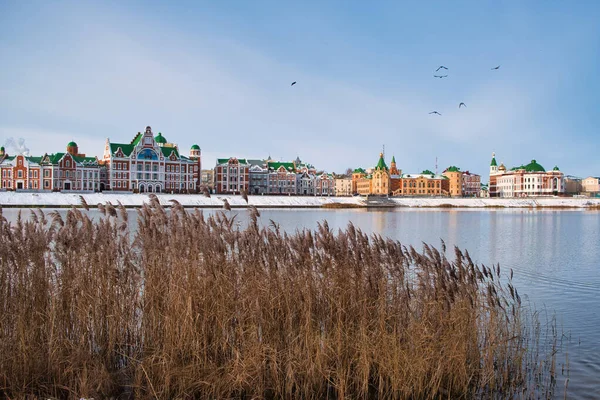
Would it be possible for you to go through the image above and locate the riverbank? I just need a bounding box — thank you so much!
[1,191,600,208]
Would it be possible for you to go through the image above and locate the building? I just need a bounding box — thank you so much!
[1,142,104,192]
[443,166,463,196]
[394,171,448,196]
[479,183,490,198]
[489,153,564,197]
[266,161,297,195]
[582,177,600,195]
[564,176,583,196]
[334,175,352,196]
[351,168,367,194]
[103,126,200,193]
[215,157,250,194]
[462,171,481,197]
[248,159,269,195]
[315,173,335,196]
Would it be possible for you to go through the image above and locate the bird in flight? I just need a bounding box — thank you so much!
[291,81,297,86]
[436,66,448,71]
[491,65,500,70]
[459,102,466,108]
[429,111,442,116]
[433,75,448,78]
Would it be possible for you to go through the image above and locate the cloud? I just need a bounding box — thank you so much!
[1,1,593,178]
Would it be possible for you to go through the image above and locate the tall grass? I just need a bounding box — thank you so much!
[0,199,557,399]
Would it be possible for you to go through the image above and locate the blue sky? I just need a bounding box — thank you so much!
[1,0,599,179]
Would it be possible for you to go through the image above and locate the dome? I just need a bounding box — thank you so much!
[154,132,167,144]
[524,159,545,172]
[191,144,200,150]
[446,166,460,172]
[67,141,77,147]
[553,165,560,171]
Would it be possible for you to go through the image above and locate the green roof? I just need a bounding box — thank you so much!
[391,155,396,163]
[375,154,388,171]
[217,158,249,165]
[268,161,296,172]
[446,166,460,172]
[553,165,560,171]
[67,141,77,147]
[160,146,179,158]
[191,144,200,150]
[510,160,546,172]
[27,156,43,164]
[421,170,434,175]
[491,157,497,167]
[154,132,167,144]
[353,168,366,174]
[110,143,135,157]
[131,133,142,146]
[0,146,4,151]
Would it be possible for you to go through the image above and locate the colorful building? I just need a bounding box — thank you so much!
[0,142,104,191]
[215,157,250,194]
[442,166,481,197]
[442,166,463,196]
[394,171,448,196]
[102,126,201,193]
[489,153,564,197]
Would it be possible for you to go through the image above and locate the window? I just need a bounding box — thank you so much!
[18,170,22,178]
[66,160,70,167]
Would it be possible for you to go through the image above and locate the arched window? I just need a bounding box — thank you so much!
[138,149,158,161]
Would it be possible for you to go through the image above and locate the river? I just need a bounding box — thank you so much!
[2,207,599,399]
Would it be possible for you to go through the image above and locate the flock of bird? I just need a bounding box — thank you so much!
[428,64,501,116]
[212,64,501,209]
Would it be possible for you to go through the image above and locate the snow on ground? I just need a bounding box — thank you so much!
[0,192,364,208]
[1,192,600,208]
[389,197,600,208]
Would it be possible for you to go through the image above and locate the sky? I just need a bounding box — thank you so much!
[1,0,599,179]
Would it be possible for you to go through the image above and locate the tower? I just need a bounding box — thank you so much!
[190,144,202,190]
[67,141,79,156]
[490,152,498,175]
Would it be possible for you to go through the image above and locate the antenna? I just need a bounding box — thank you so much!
[435,156,438,175]
[383,144,385,159]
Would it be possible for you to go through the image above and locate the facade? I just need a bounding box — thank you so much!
[351,168,367,194]
[462,171,481,197]
[394,171,448,196]
[442,166,481,197]
[315,173,335,196]
[248,159,269,195]
[0,143,104,192]
[103,126,200,193]
[215,157,250,194]
[489,153,564,197]
[266,161,297,195]
[334,175,352,196]
[582,177,600,194]
[443,166,463,196]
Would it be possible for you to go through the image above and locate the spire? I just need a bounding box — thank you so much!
[490,152,497,167]
[391,155,396,164]
[375,152,388,170]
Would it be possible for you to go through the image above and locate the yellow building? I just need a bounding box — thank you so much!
[355,153,393,196]
[393,170,449,196]
[351,168,366,194]
[442,166,463,196]
[334,175,352,196]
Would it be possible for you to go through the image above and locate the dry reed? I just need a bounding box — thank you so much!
[0,203,556,399]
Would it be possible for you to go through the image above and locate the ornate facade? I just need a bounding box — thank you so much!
[0,142,104,191]
[489,153,564,197]
[103,126,201,193]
